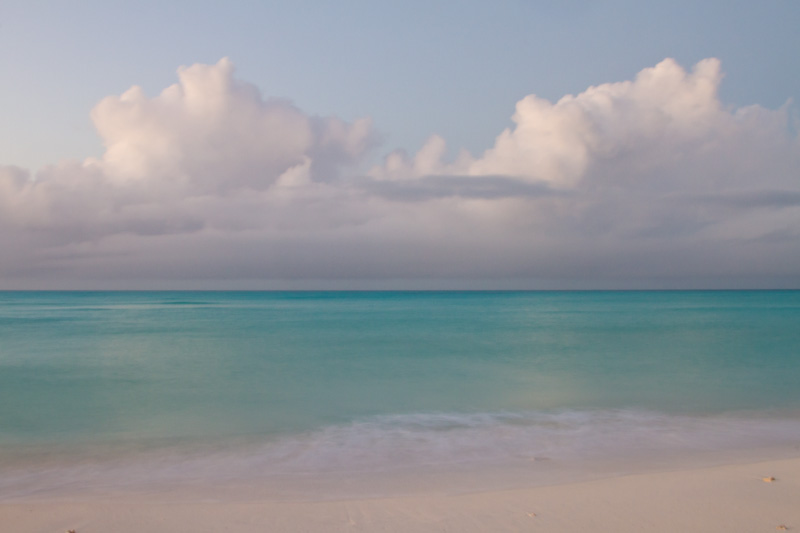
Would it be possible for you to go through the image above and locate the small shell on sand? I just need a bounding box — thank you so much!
[763,476,777,482]
[527,512,537,518]
[776,525,788,530]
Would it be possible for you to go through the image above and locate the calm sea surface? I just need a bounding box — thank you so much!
[1,291,799,498]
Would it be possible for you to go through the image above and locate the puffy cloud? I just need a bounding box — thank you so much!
[1,58,377,238]
[366,58,800,265]
[89,58,376,193]
[0,58,798,288]
[370,58,796,191]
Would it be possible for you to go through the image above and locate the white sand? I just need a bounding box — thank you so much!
[2,457,798,532]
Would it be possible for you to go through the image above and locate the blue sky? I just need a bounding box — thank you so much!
[3,1,798,169]
[1,1,799,288]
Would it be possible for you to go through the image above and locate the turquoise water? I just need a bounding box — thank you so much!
[1,291,799,498]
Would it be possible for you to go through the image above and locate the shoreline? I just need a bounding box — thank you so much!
[3,456,798,532]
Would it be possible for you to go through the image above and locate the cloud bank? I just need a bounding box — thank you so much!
[1,58,798,288]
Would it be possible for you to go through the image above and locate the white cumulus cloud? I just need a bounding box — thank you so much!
[0,57,798,288]
[91,58,376,190]
[370,58,797,191]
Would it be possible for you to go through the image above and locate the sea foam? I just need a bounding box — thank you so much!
[3,408,799,500]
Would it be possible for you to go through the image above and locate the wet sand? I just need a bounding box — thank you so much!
[2,456,798,532]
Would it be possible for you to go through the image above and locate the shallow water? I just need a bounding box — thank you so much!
[1,291,799,498]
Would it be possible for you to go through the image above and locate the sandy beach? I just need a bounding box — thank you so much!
[2,456,798,533]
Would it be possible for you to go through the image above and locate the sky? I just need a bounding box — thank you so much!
[1,1,799,289]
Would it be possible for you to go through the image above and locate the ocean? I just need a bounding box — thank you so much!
[1,290,799,500]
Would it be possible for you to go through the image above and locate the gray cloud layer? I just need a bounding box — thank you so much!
[1,58,798,288]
